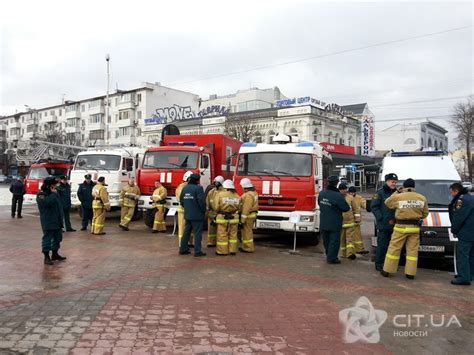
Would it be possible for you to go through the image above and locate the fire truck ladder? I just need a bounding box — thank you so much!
[15,140,87,163]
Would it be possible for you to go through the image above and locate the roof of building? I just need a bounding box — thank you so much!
[341,103,368,115]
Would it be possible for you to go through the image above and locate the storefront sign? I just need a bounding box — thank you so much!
[320,142,355,155]
[361,116,375,156]
[277,106,312,117]
[276,96,327,110]
[198,105,230,118]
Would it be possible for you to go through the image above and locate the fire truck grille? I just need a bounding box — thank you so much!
[258,197,297,209]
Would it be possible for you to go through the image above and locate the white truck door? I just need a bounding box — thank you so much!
[200,153,211,190]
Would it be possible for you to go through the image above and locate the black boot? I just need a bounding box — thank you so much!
[51,250,67,261]
[43,252,54,265]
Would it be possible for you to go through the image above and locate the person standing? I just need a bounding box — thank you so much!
[317,176,350,264]
[381,178,429,279]
[371,173,398,271]
[215,180,241,256]
[176,171,194,247]
[10,176,26,218]
[151,180,167,233]
[348,186,368,254]
[239,178,258,253]
[179,173,206,257]
[339,184,359,260]
[57,175,76,232]
[119,178,141,231]
[77,174,95,231]
[205,176,224,247]
[37,177,66,265]
[91,177,110,235]
[448,182,474,286]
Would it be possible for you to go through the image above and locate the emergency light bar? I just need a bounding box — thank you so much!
[168,142,196,146]
[242,142,257,147]
[296,142,314,147]
[390,151,447,157]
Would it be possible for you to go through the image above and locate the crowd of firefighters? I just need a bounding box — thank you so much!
[31,169,473,285]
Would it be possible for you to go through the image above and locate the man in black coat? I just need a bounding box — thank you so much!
[37,177,66,265]
[57,175,75,232]
[10,176,26,218]
[77,174,95,231]
[318,176,350,264]
[179,173,206,257]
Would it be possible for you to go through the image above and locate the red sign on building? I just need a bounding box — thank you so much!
[320,142,355,155]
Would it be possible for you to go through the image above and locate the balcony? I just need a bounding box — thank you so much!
[24,131,37,139]
[66,125,81,134]
[65,109,81,119]
[114,135,136,145]
[43,115,57,123]
[117,100,136,111]
[116,117,135,127]
[0,124,6,131]
[10,121,21,129]
[88,139,105,147]
[88,121,105,131]
[88,105,105,115]
[10,132,19,140]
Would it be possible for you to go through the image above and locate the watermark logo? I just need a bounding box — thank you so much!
[339,296,387,343]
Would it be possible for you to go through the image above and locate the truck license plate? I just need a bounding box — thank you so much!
[419,245,445,252]
[260,222,280,229]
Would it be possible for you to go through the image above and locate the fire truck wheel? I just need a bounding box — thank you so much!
[144,208,156,228]
[312,233,320,246]
[132,208,142,221]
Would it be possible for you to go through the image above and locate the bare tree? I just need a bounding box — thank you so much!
[224,117,259,142]
[451,97,474,181]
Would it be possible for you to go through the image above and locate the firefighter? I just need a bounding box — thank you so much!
[119,178,141,231]
[179,173,206,257]
[215,179,241,256]
[91,177,111,235]
[239,178,258,253]
[381,178,429,279]
[318,176,350,264]
[37,177,66,265]
[371,173,398,271]
[448,182,474,286]
[151,180,167,233]
[176,171,194,247]
[348,186,368,254]
[205,175,225,247]
[339,184,360,260]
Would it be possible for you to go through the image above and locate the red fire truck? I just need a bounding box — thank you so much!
[24,160,73,204]
[137,134,242,227]
[233,134,326,242]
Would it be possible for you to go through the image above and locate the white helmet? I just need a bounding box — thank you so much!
[240,178,253,189]
[222,179,235,189]
[214,175,225,184]
[183,171,193,182]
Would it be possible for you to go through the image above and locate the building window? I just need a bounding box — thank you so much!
[267,130,276,143]
[428,138,433,148]
[254,131,262,143]
[137,93,142,102]
[89,130,104,140]
[50,110,55,116]
[89,114,103,124]
[120,93,135,103]
[119,110,131,120]
[66,104,79,112]
[289,128,298,138]
[117,126,132,137]
[347,136,353,146]
[88,100,101,109]
[67,118,80,127]
[404,138,416,145]
[58,109,62,116]
[44,112,47,117]
[313,128,319,141]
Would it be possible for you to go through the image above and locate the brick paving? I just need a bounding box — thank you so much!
[0,206,473,354]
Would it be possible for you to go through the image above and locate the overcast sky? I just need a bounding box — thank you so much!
[1,0,472,146]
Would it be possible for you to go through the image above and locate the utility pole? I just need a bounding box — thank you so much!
[105,54,110,145]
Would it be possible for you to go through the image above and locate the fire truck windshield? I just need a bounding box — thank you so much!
[237,152,312,177]
[143,151,199,169]
[29,167,68,179]
[74,154,121,171]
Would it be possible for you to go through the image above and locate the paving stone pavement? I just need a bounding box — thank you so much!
[0,206,473,354]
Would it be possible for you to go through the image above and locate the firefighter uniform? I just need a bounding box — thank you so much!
[206,185,223,246]
[340,189,360,259]
[382,179,429,278]
[119,184,141,230]
[152,184,167,232]
[215,182,241,255]
[91,180,111,235]
[239,187,258,253]
[176,181,194,246]
[351,192,367,253]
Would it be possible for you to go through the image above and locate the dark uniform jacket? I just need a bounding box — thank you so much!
[77,181,95,208]
[37,190,64,231]
[318,185,350,232]
[371,184,396,231]
[9,180,26,196]
[180,182,206,221]
[449,188,474,242]
[57,182,72,209]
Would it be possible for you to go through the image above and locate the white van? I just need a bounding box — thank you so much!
[373,151,461,259]
[70,147,144,210]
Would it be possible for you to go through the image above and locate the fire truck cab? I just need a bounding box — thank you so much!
[233,134,325,239]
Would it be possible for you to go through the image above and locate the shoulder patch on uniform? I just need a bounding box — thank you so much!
[455,199,463,210]
[37,194,45,201]
[372,194,379,200]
